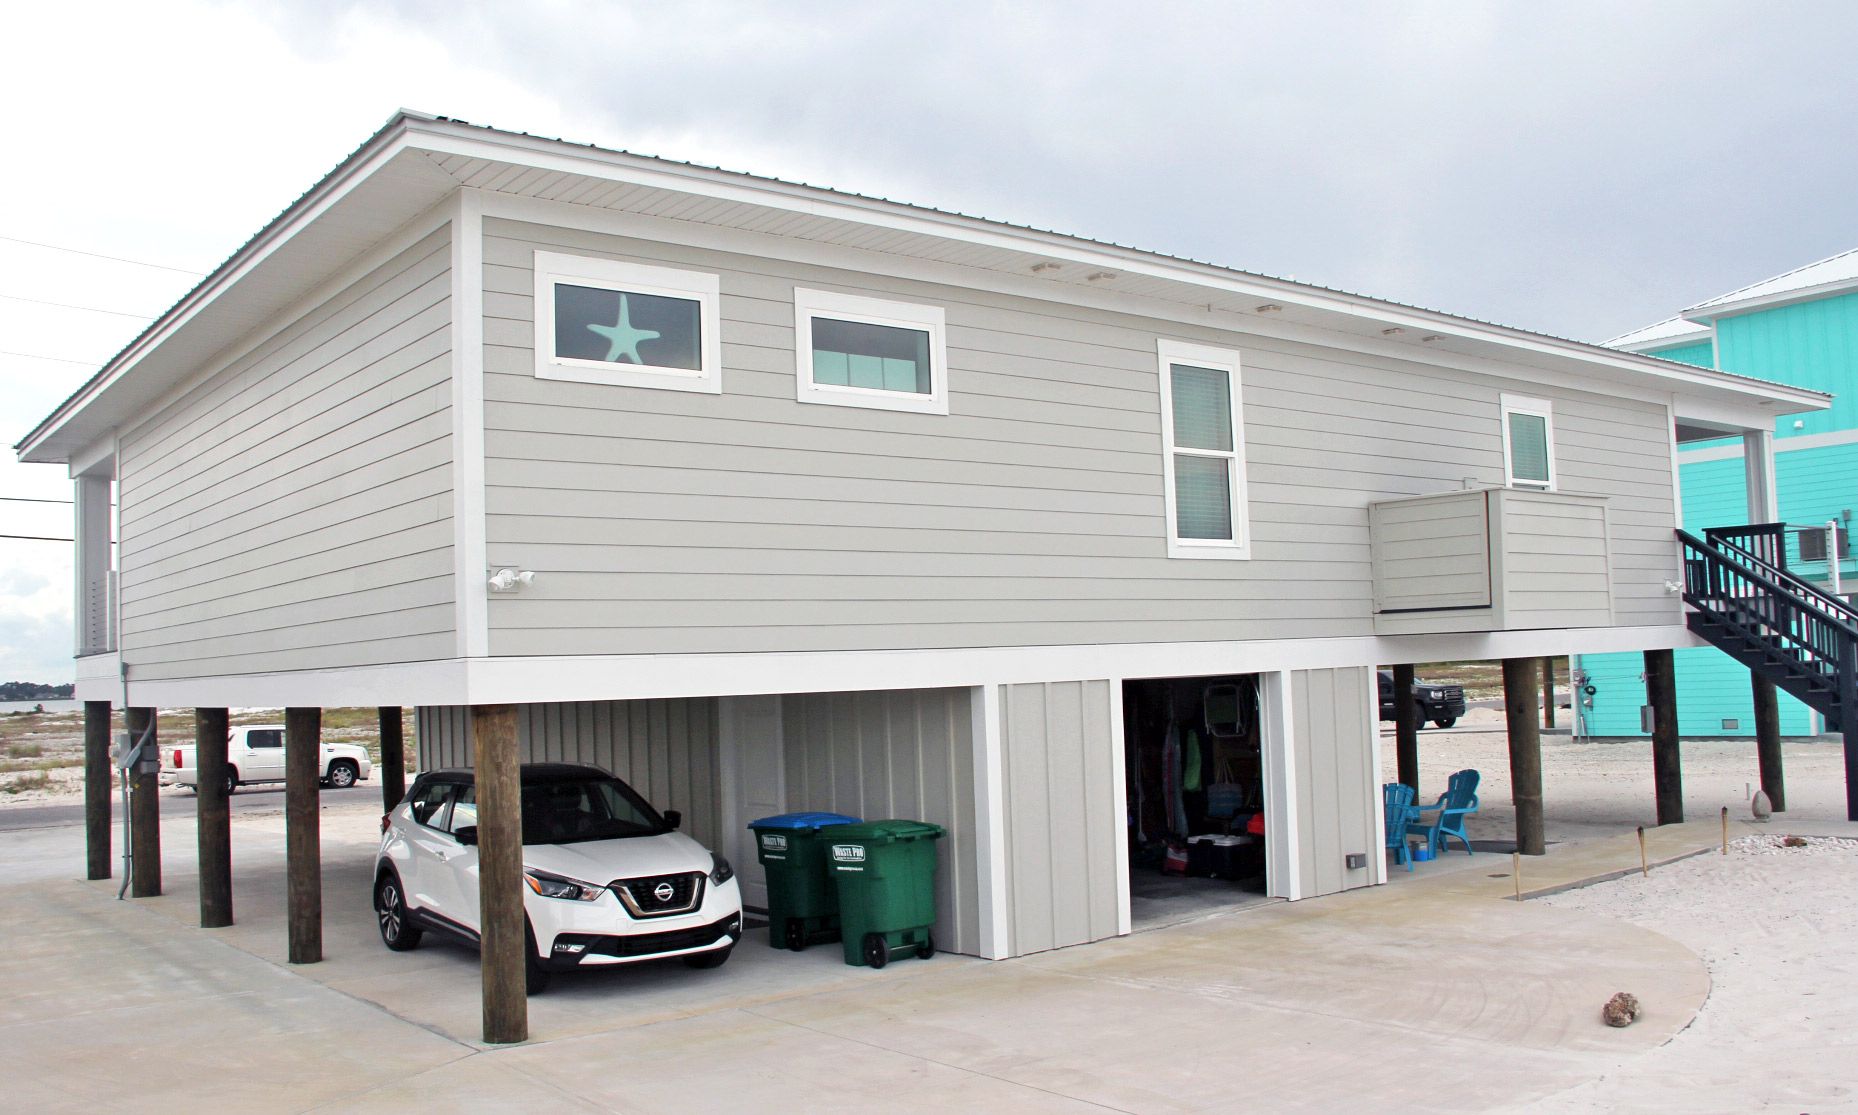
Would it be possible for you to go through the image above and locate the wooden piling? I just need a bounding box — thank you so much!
[286,707,322,964]
[1750,677,1786,812]
[473,703,527,1044]
[127,706,161,897]
[195,707,233,928]
[1393,663,1420,794]
[1637,825,1648,877]
[1503,658,1546,855]
[1644,649,1683,825]
[379,706,406,812]
[84,701,111,880]
[1541,656,1557,730]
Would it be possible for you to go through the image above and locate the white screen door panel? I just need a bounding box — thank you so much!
[723,695,786,911]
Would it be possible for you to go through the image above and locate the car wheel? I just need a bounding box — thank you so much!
[375,872,423,951]
[224,769,239,797]
[524,924,551,996]
[862,932,889,969]
[325,760,359,789]
[684,945,732,970]
[784,918,807,952]
[1433,716,1456,729]
[916,932,935,961]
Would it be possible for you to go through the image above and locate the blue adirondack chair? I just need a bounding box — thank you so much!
[1411,769,1480,856]
[1383,782,1420,871]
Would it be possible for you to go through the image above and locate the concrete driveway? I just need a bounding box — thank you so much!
[0,804,1718,1113]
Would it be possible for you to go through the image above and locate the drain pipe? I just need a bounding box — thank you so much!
[114,668,151,900]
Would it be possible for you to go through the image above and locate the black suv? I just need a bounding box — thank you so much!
[1378,670,1468,729]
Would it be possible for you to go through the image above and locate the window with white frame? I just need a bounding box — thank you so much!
[1157,340,1250,558]
[533,250,721,393]
[793,287,948,415]
[1500,394,1555,490]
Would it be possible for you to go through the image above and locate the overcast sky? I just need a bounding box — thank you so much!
[4,0,1857,683]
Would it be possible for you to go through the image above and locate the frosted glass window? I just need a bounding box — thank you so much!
[1174,454,1234,540]
[1508,412,1550,484]
[1158,344,1248,558]
[1171,364,1233,451]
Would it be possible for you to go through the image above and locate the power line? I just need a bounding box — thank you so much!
[0,533,74,542]
[0,348,103,366]
[0,233,203,275]
[0,291,156,319]
[0,496,73,505]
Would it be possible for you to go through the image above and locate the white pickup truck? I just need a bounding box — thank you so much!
[167,725,373,794]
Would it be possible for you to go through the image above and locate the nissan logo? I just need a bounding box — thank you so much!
[653,882,676,903]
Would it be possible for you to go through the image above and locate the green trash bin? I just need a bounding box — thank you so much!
[748,812,861,951]
[825,819,945,968]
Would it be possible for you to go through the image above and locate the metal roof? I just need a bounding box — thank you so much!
[15,111,1832,462]
[1684,245,1858,319]
[1604,315,1712,352]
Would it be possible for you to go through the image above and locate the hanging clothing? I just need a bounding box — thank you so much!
[1183,729,1203,793]
[1162,722,1188,836]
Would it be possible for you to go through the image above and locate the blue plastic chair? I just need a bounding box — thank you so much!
[1410,769,1480,856]
[1383,782,1419,871]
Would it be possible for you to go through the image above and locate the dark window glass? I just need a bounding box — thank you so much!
[520,777,668,845]
[811,317,932,394]
[554,283,702,370]
[448,785,477,834]
[409,781,455,830]
[247,730,282,749]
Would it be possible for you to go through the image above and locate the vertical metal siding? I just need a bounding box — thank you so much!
[781,687,980,957]
[997,680,1120,957]
[1289,667,1377,898]
[413,698,721,848]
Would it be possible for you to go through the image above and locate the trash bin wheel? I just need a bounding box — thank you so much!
[785,918,807,952]
[916,932,935,961]
[863,932,889,969]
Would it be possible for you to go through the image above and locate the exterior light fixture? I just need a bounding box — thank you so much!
[488,568,534,593]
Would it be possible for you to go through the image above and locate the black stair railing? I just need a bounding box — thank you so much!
[1678,529,1857,703]
[1704,528,1858,634]
[1705,522,1789,571]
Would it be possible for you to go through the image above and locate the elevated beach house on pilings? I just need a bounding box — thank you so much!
[15,112,1829,1019]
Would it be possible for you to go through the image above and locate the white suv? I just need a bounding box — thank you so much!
[374,763,742,993]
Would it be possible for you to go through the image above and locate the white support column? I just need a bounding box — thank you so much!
[451,188,489,658]
[1744,429,1779,523]
[73,474,113,656]
[968,683,1010,960]
[1259,671,1303,901]
[1107,679,1131,936]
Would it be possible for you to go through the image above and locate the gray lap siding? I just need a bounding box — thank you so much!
[117,228,457,679]
[480,217,1677,657]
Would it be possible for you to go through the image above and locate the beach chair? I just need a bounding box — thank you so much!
[1411,768,1480,856]
[1383,782,1420,871]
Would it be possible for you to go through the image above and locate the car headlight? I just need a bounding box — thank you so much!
[523,869,605,902]
[1429,689,1446,700]
[710,852,734,885]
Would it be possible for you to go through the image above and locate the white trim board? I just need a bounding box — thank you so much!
[451,190,488,658]
[108,623,1706,719]
[969,683,1010,960]
[1679,425,1858,465]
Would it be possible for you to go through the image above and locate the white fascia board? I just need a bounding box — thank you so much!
[16,122,425,462]
[1683,276,1858,323]
[113,625,1704,709]
[415,124,1824,414]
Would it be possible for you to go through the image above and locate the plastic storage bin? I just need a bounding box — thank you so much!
[747,811,861,950]
[823,819,945,968]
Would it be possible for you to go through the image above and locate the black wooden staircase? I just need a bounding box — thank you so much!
[1679,524,1858,819]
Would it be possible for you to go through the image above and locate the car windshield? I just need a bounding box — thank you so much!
[520,776,668,845]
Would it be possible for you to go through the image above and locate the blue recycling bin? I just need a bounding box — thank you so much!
[747,811,861,950]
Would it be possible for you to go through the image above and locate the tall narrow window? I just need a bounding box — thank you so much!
[1500,395,1555,490]
[1158,340,1249,558]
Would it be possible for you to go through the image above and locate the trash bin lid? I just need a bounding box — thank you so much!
[825,819,945,844]
[747,811,862,831]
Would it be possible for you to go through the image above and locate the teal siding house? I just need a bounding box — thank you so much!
[1577,250,1858,737]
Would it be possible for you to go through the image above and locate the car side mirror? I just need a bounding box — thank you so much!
[454,825,478,846]
[664,810,682,830]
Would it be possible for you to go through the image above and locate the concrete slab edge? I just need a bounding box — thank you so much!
[1516,846,1716,901]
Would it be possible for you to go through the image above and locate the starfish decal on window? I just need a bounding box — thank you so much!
[586,294,660,363]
